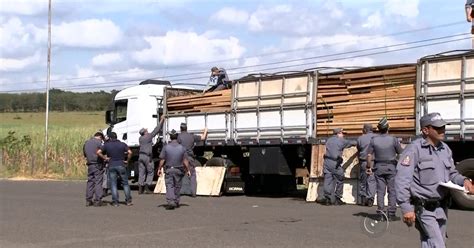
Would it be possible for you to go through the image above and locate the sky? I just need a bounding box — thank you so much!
[0,0,472,93]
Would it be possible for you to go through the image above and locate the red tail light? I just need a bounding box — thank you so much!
[229,167,240,176]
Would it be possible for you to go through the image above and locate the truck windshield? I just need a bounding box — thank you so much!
[115,100,127,123]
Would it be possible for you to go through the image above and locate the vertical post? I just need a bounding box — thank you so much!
[44,0,52,171]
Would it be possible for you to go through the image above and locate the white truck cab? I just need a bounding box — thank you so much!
[105,80,170,149]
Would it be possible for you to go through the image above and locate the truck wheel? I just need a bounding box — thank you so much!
[452,159,474,210]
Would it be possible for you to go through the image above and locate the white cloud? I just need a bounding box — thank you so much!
[0,52,41,71]
[384,0,419,18]
[54,19,123,48]
[132,31,246,65]
[92,53,123,67]
[362,11,382,29]
[0,17,46,57]
[246,3,347,35]
[0,0,47,16]
[211,7,249,25]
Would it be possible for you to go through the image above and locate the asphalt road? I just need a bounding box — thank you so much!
[0,180,472,248]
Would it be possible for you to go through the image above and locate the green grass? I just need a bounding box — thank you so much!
[0,111,106,179]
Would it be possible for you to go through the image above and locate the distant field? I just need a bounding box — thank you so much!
[0,112,106,179]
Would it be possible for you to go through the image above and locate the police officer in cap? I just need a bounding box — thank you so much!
[178,122,207,197]
[357,123,377,206]
[158,130,191,210]
[367,117,403,221]
[318,128,357,205]
[137,116,165,194]
[83,131,105,206]
[395,112,474,247]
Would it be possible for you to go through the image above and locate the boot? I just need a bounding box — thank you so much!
[144,184,152,194]
[334,198,346,206]
[138,185,144,195]
[366,198,374,207]
[316,197,332,206]
[359,196,366,206]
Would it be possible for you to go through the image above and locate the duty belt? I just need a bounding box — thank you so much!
[374,160,397,165]
[324,155,341,162]
[411,197,449,211]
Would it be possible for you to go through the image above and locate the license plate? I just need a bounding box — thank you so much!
[130,170,135,177]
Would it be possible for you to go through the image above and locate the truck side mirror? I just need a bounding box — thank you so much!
[105,110,114,124]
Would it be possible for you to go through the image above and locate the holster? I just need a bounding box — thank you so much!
[411,197,449,237]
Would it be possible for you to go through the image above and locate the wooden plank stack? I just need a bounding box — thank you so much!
[166,89,232,114]
[316,65,417,137]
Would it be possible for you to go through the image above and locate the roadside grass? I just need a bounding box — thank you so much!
[0,112,105,179]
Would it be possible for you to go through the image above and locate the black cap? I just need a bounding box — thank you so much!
[420,112,449,128]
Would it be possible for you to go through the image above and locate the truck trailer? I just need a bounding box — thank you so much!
[104,50,474,208]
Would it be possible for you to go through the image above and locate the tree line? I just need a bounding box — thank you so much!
[0,89,118,112]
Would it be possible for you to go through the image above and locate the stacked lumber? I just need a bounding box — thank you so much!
[167,89,232,114]
[316,65,416,137]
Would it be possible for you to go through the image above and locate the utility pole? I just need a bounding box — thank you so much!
[44,0,52,170]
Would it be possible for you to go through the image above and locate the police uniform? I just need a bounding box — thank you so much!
[178,124,202,197]
[321,128,357,205]
[160,135,188,209]
[138,122,163,194]
[83,133,105,206]
[467,0,474,34]
[356,124,376,206]
[368,118,403,219]
[395,113,469,248]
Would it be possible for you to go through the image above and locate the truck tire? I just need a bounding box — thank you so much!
[451,159,474,210]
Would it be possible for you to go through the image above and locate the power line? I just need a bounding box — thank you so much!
[3,21,466,86]
[2,35,469,93]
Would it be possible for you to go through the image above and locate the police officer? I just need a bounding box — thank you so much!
[206,67,230,92]
[318,128,356,205]
[137,116,165,194]
[395,112,474,247]
[466,0,474,37]
[83,131,105,207]
[178,123,208,197]
[97,132,133,207]
[367,117,403,221]
[356,123,376,207]
[157,130,191,210]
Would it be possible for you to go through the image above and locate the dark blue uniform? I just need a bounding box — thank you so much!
[101,139,132,206]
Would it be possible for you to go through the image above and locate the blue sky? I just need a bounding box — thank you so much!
[0,0,472,93]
